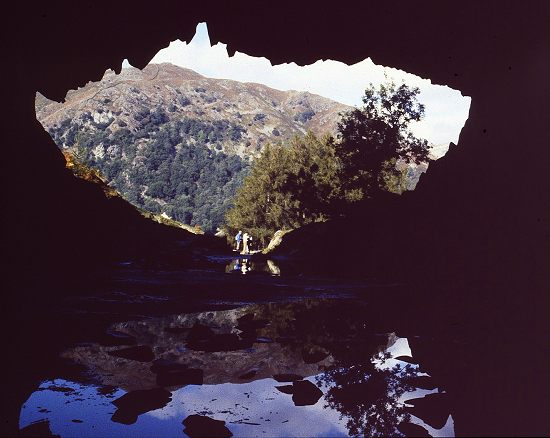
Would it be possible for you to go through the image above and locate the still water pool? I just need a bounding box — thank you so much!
[20,299,453,437]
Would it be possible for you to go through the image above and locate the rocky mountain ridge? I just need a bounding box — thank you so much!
[34,63,353,231]
[35,63,435,232]
[36,63,351,158]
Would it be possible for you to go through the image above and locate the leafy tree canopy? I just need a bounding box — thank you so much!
[335,80,431,201]
[225,80,431,246]
[225,132,340,245]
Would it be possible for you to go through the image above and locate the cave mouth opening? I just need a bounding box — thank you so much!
[35,21,470,244]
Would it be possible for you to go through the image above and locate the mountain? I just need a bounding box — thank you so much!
[35,63,352,231]
[36,63,351,156]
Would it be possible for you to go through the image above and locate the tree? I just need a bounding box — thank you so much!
[335,80,431,202]
[283,132,341,220]
[225,142,294,244]
[225,132,340,245]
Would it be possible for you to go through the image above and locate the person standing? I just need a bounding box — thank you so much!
[234,230,242,252]
[241,232,249,254]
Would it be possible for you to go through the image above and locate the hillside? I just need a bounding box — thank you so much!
[36,63,351,157]
[35,63,351,231]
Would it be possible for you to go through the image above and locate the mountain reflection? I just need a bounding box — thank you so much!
[22,299,448,437]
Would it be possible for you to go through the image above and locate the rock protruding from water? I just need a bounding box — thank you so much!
[274,379,323,406]
[111,388,172,424]
[182,414,233,437]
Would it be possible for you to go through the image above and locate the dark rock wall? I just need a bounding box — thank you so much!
[3,2,550,434]
[7,2,549,290]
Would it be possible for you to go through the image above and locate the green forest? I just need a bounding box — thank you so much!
[48,80,430,243]
[226,81,431,245]
[49,110,250,232]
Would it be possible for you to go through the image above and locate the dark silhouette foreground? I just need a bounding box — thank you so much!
[3,1,550,436]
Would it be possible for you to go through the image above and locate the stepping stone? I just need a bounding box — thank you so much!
[274,380,324,406]
[291,380,324,406]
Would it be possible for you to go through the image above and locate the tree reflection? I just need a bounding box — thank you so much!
[317,349,418,437]
[255,299,421,436]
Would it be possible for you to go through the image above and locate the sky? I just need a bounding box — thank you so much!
[123,22,471,151]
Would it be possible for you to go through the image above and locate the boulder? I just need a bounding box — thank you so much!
[111,388,172,425]
[291,380,324,406]
[182,414,232,437]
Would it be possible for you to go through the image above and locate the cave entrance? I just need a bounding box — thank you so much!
[35,22,470,242]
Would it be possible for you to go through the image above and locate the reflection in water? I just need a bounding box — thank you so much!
[19,299,454,437]
[225,258,281,276]
[318,352,416,436]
